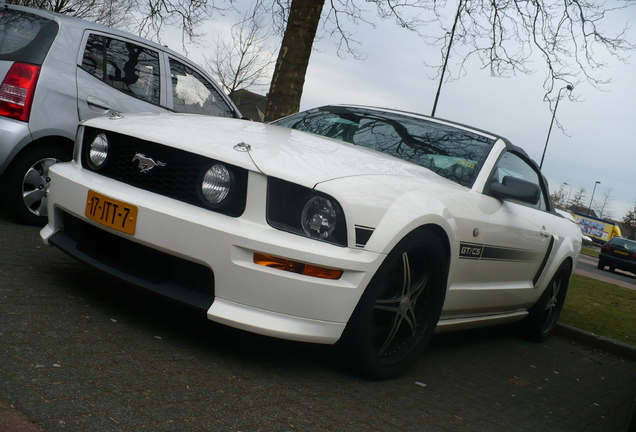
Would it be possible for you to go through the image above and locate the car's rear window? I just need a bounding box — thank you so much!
[0,8,58,64]
[610,238,636,252]
[273,106,495,188]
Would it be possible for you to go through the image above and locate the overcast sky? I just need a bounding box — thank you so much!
[171,1,635,220]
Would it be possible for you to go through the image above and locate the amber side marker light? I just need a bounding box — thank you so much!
[254,253,343,280]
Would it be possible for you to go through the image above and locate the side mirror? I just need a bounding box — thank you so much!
[490,176,541,205]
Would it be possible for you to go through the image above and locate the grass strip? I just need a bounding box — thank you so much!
[560,274,636,346]
[581,246,600,258]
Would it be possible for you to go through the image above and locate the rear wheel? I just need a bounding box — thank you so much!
[339,229,448,380]
[2,144,71,226]
[596,260,605,270]
[521,262,571,342]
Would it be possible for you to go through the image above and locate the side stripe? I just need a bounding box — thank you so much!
[459,242,541,262]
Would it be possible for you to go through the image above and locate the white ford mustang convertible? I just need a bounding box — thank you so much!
[41,105,581,379]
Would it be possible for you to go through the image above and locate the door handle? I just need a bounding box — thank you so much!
[540,226,551,237]
[86,96,110,111]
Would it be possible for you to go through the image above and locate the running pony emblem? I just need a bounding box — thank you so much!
[132,153,166,173]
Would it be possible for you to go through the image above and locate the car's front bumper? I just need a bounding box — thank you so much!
[41,162,384,344]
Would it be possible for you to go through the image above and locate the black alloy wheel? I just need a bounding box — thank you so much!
[340,228,448,380]
[522,262,572,342]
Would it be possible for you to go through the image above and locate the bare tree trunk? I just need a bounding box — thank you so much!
[264,0,324,122]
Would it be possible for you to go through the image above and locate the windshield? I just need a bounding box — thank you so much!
[273,106,495,187]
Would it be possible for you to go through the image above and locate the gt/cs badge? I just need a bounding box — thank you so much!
[132,153,166,173]
[459,242,484,259]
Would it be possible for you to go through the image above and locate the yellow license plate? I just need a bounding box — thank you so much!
[85,190,138,235]
[616,250,629,256]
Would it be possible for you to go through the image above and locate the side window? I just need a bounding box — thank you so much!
[81,34,160,105]
[491,152,547,210]
[169,58,233,117]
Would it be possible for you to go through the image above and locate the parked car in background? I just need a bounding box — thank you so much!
[597,236,636,276]
[0,3,241,225]
[41,105,582,379]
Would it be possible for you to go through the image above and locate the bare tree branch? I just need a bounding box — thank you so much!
[6,0,234,47]
[425,0,635,104]
[595,188,614,219]
[204,3,275,94]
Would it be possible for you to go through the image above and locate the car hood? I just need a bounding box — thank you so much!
[247,123,446,188]
[83,112,449,188]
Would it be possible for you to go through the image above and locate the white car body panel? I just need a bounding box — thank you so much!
[41,108,582,345]
[43,157,383,343]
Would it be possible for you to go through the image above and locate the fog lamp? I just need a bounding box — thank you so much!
[88,133,109,169]
[202,164,231,204]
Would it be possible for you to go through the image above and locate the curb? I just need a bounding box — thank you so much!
[555,322,636,362]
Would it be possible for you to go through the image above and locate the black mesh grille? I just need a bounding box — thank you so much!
[62,212,215,300]
[81,127,247,217]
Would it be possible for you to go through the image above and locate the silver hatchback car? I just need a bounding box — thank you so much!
[0,3,241,225]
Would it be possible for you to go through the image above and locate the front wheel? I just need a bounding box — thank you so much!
[521,262,572,342]
[339,229,448,380]
[2,144,71,226]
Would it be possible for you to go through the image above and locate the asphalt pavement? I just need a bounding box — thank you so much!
[1,215,635,432]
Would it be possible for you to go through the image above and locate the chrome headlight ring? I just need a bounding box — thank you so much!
[87,132,109,170]
[201,163,233,207]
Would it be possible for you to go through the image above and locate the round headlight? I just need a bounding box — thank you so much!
[88,133,109,169]
[202,164,231,205]
[301,196,338,240]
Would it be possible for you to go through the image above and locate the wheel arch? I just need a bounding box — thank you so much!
[0,135,75,225]
[18,134,74,158]
[548,256,574,292]
[416,223,451,267]
[362,208,456,292]
[360,191,457,258]
[536,236,578,293]
[1,135,74,179]
[521,255,574,342]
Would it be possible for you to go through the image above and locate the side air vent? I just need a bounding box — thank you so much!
[355,225,375,248]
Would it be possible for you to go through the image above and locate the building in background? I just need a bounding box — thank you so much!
[230,90,267,122]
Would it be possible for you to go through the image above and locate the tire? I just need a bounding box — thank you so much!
[2,144,71,226]
[597,260,605,270]
[339,228,448,380]
[521,262,572,342]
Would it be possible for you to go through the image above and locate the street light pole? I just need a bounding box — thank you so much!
[431,0,463,117]
[539,85,574,169]
[587,181,601,216]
